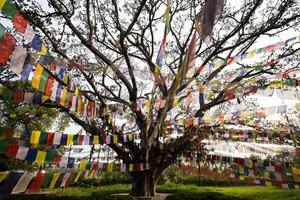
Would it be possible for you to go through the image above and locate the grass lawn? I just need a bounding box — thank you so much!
[3,184,300,200]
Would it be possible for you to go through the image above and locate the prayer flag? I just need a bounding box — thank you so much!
[31,34,42,51]
[12,13,27,33]
[39,68,49,92]
[11,172,35,194]
[0,171,9,183]
[59,88,68,106]
[28,172,44,193]
[31,63,44,90]
[25,148,38,162]
[10,45,27,75]
[67,134,73,145]
[199,0,224,40]
[15,146,29,160]
[39,131,48,145]
[24,25,35,42]
[60,134,67,145]
[38,43,48,55]
[0,23,5,37]
[45,150,56,164]
[60,173,71,187]
[0,172,23,195]
[41,172,53,188]
[0,0,6,10]
[79,160,87,170]
[49,173,60,189]
[5,141,19,158]
[0,31,16,65]
[59,156,68,168]
[20,54,33,81]
[30,130,41,145]
[1,0,18,18]
[93,135,99,145]
[53,133,62,145]
[35,150,47,164]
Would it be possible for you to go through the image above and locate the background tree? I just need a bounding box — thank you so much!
[0,0,300,197]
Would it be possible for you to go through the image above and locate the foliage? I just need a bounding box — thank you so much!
[72,172,132,187]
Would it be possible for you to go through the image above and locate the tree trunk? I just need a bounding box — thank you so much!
[130,170,158,198]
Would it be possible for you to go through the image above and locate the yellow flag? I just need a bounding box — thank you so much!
[173,98,179,107]
[128,134,133,141]
[0,0,6,10]
[146,100,151,110]
[74,172,82,183]
[107,163,113,172]
[30,131,41,145]
[93,136,99,144]
[89,170,95,178]
[38,44,48,55]
[0,171,8,183]
[35,151,46,164]
[79,160,87,170]
[113,135,118,144]
[60,88,68,106]
[31,64,44,89]
[42,95,49,103]
[103,107,109,115]
[247,50,256,58]
[49,173,60,189]
[67,134,73,145]
[77,99,82,115]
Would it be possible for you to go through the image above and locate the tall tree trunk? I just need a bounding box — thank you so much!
[129,170,158,197]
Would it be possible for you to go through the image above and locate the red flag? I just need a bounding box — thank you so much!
[45,76,54,97]
[47,132,54,145]
[5,141,19,158]
[12,13,28,33]
[28,172,45,193]
[52,155,62,166]
[4,128,14,137]
[13,90,25,103]
[78,135,84,145]
[0,32,17,65]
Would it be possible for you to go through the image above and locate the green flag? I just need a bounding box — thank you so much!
[1,0,18,19]
[39,131,48,145]
[45,150,57,164]
[0,140,8,154]
[0,24,5,38]
[38,69,49,92]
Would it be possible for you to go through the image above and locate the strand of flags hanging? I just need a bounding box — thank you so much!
[0,138,149,171]
[179,152,300,189]
[0,127,141,146]
[0,1,104,119]
[0,161,150,195]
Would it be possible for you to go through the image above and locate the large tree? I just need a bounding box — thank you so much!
[1,0,300,197]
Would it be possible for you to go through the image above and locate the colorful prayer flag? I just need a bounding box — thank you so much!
[35,150,47,164]
[12,13,28,33]
[0,31,16,65]
[30,130,41,145]
[1,0,18,18]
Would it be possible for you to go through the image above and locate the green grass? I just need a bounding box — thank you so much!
[3,184,300,200]
[158,184,300,200]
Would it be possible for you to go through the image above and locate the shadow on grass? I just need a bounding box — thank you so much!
[2,192,135,200]
[165,191,248,200]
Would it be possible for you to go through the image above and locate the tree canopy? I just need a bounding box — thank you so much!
[0,0,300,197]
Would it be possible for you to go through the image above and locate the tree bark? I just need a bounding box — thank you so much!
[129,170,158,198]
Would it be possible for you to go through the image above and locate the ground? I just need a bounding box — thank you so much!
[3,184,300,200]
